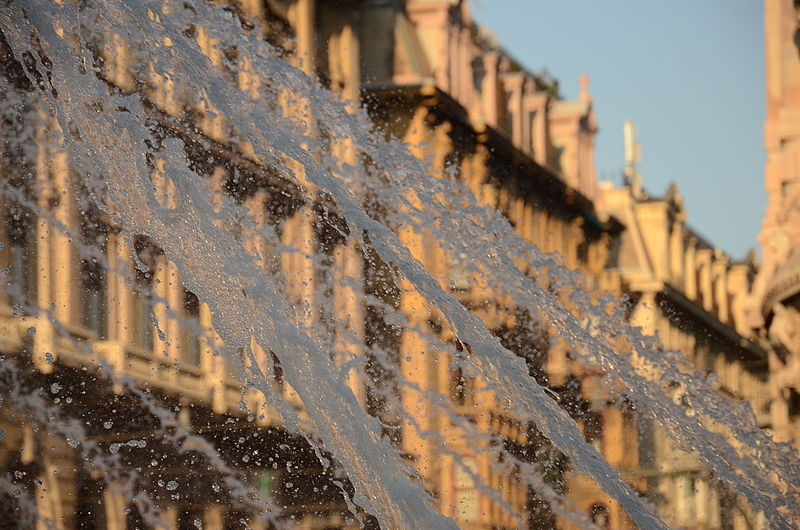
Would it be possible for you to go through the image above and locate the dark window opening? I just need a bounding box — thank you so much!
[6,200,37,311]
[80,207,108,339]
[183,289,202,366]
[788,388,800,418]
[75,471,106,529]
[131,237,158,352]
[590,503,610,528]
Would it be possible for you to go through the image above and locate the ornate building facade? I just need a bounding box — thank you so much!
[359,1,633,527]
[599,123,769,529]
[0,0,779,529]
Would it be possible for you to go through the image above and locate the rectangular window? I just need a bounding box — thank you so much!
[504,90,515,133]
[182,289,201,366]
[449,366,475,407]
[132,238,161,353]
[80,208,108,338]
[6,201,37,311]
[449,251,470,291]
[81,257,107,339]
[454,456,479,522]
[584,412,604,454]
[131,267,154,352]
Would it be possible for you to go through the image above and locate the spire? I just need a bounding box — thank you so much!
[579,73,591,103]
[623,119,643,198]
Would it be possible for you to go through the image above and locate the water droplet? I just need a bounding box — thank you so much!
[26,326,36,335]
[166,480,178,491]
[50,383,61,394]
[44,352,54,364]
[103,421,113,429]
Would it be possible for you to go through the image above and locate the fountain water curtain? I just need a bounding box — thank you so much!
[0,0,797,528]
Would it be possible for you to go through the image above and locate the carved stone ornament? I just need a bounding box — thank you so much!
[770,302,800,361]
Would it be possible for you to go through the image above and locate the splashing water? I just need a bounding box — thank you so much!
[0,1,797,528]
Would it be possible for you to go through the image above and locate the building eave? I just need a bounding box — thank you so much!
[362,81,624,235]
[645,281,768,363]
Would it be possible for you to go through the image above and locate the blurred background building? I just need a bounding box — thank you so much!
[750,0,800,451]
[0,0,788,528]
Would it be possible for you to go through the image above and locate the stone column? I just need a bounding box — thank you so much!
[281,205,316,327]
[398,219,438,488]
[481,53,500,128]
[684,237,697,300]
[332,239,366,407]
[340,17,361,103]
[696,248,713,312]
[287,0,316,73]
[36,436,78,530]
[33,122,54,373]
[35,454,64,529]
[166,261,183,366]
[669,220,684,284]
[49,149,76,331]
[160,506,178,530]
[712,252,729,323]
[102,486,127,530]
[204,505,225,528]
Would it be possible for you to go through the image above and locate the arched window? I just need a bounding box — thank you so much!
[589,503,610,528]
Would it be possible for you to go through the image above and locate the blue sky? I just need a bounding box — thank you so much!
[472,0,765,260]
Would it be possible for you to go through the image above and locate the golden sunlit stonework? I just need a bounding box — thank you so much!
[0,0,787,529]
[751,0,800,452]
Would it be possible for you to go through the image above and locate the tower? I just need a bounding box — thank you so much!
[752,0,800,446]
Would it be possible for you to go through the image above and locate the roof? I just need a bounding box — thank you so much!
[551,99,590,117]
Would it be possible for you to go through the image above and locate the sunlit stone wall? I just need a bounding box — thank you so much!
[751,0,800,450]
